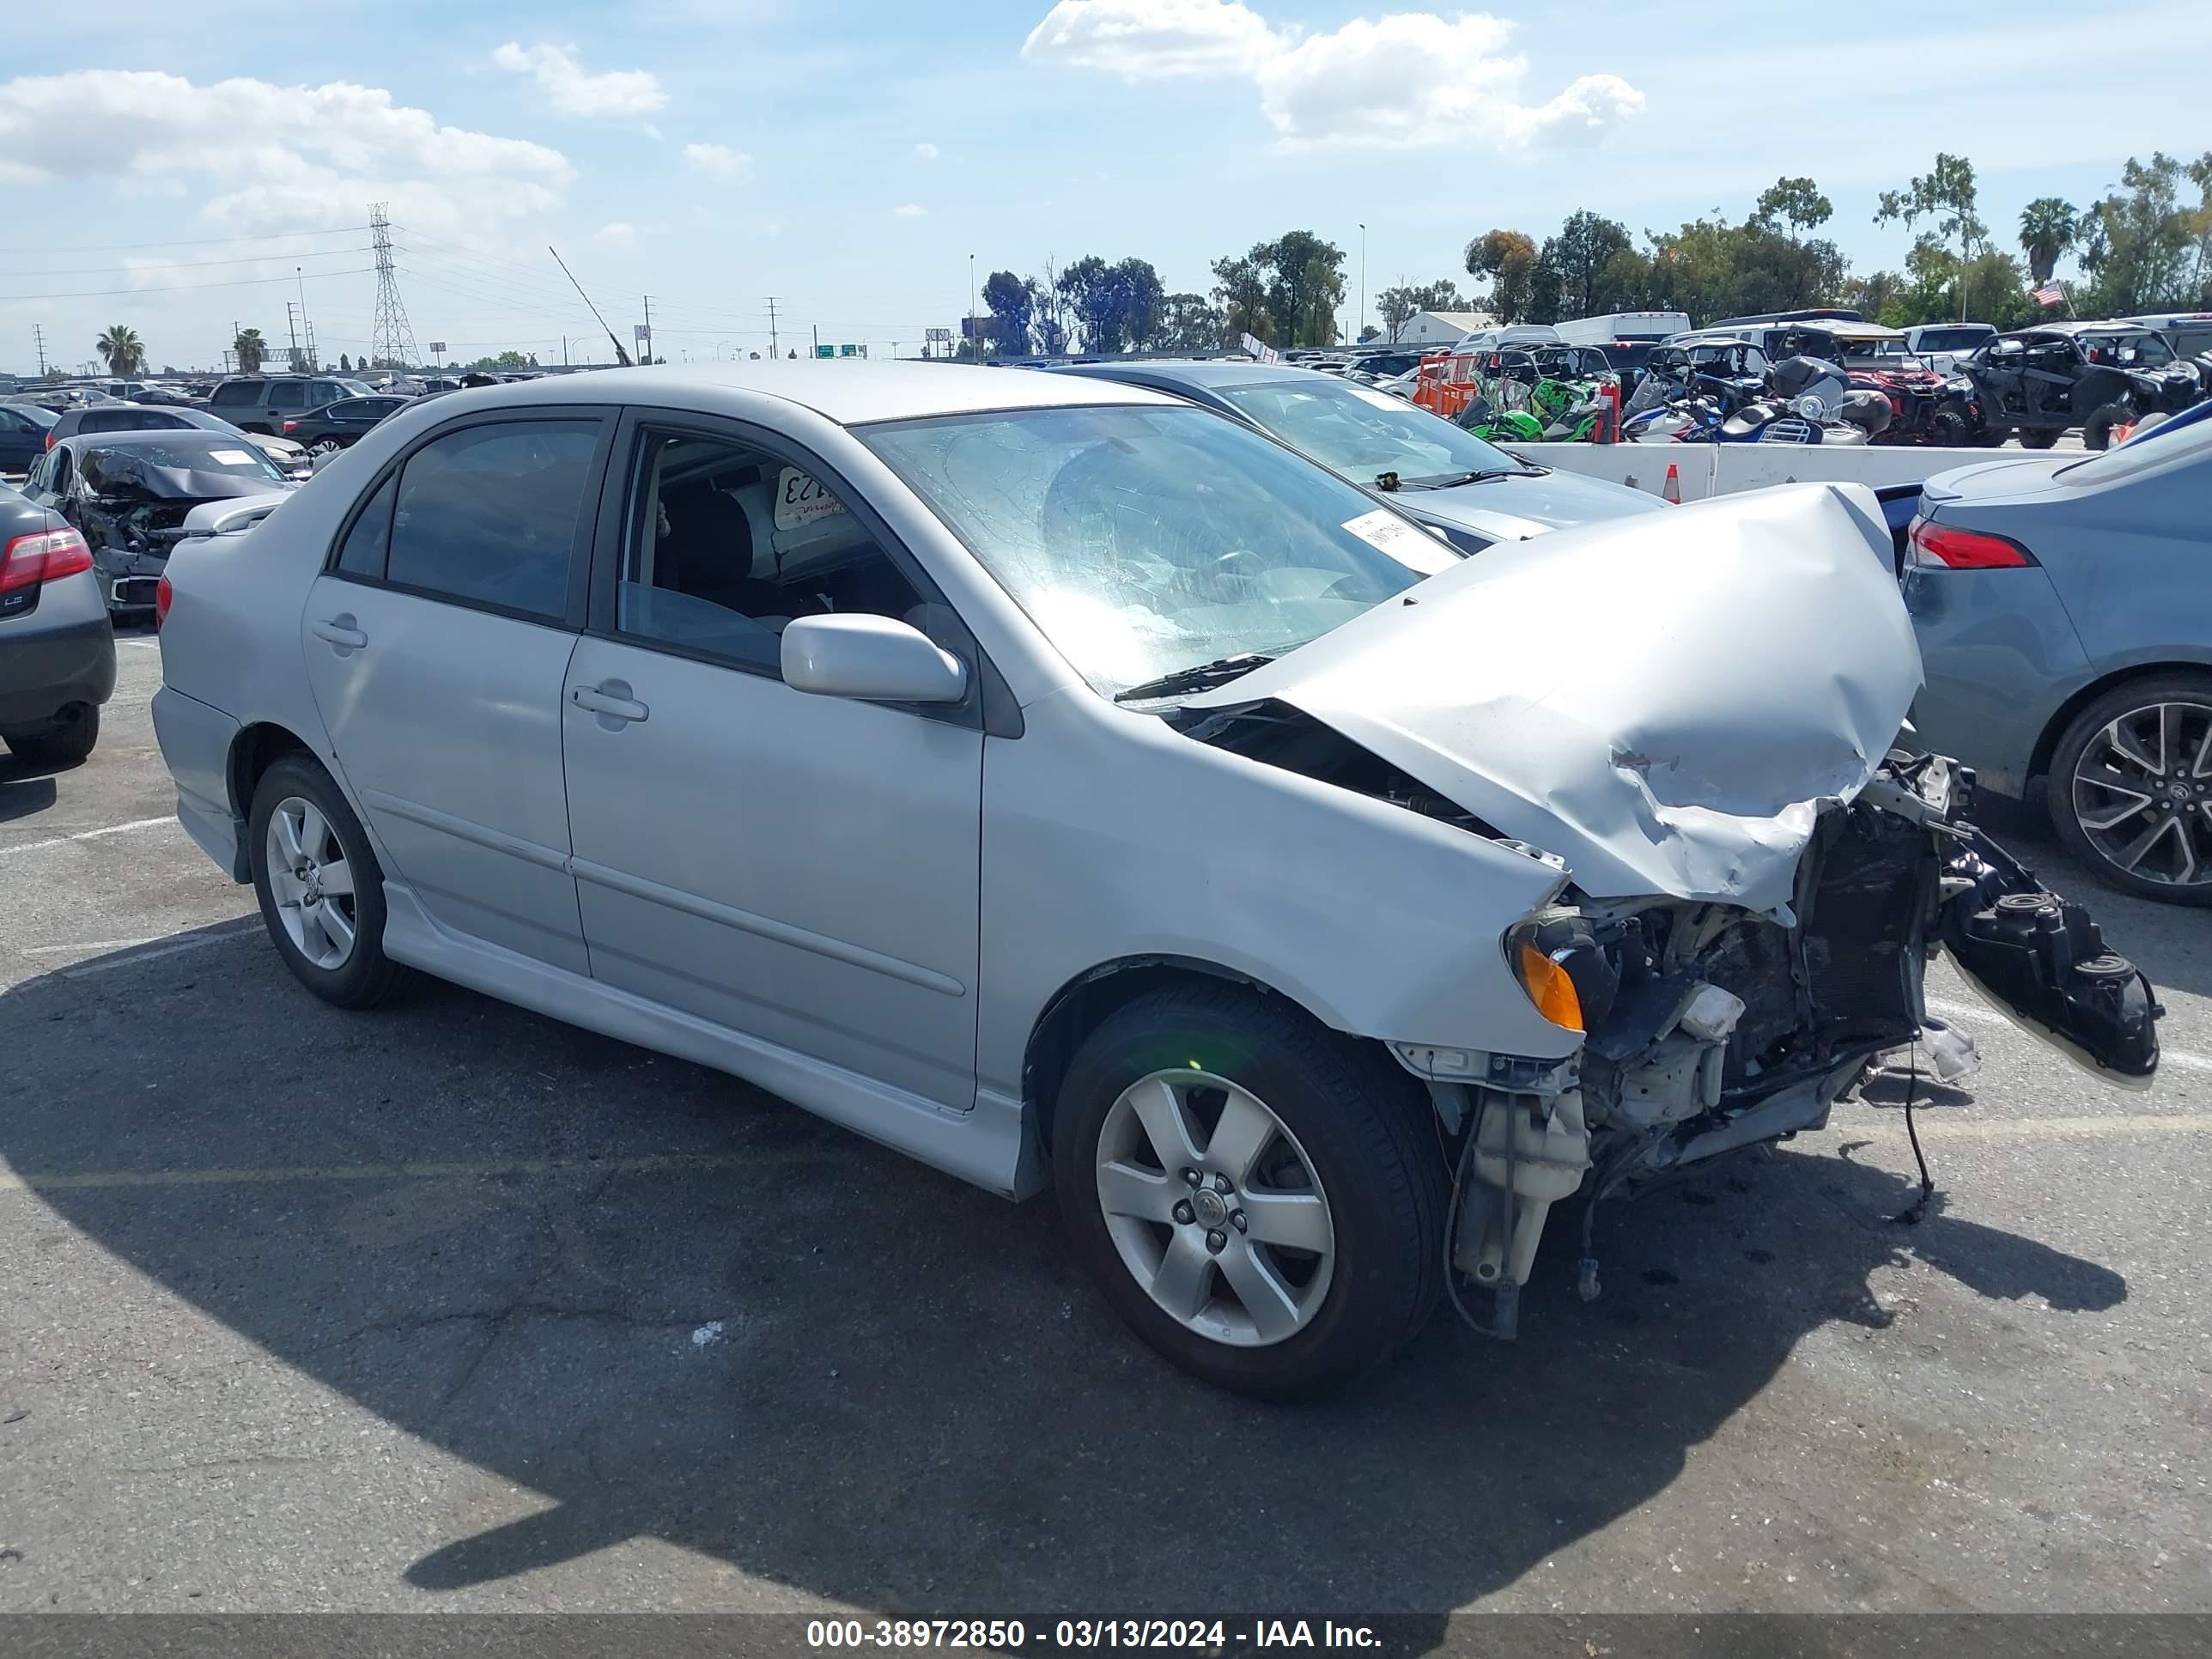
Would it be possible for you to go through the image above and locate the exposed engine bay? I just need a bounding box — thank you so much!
[1186,699,2163,1337]
[67,447,291,611]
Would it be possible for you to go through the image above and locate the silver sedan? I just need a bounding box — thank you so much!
[149,364,2161,1396]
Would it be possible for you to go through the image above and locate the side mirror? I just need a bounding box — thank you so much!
[781,613,969,706]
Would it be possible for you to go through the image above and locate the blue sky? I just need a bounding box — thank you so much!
[4,0,2209,373]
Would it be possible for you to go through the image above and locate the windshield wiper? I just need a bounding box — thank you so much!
[1113,653,1276,703]
[1400,465,1549,489]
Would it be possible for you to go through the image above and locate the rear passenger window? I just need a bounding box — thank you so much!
[210,383,254,407]
[386,421,598,622]
[335,476,396,580]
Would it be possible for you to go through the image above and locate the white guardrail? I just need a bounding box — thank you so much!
[1516,443,2008,501]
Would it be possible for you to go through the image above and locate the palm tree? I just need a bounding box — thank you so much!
[95,325,144,376]
[2019,198,2080,286]
[233,328,266,374]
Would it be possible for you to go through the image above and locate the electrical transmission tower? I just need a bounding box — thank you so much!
[368,204,420,370]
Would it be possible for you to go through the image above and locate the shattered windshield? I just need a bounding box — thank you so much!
[81,440,290,493]
[860,404,1455,699]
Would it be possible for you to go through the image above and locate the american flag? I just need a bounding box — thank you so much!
[2034,281,2067,307]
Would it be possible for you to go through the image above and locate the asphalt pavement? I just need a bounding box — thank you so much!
[0,634,2206,1624]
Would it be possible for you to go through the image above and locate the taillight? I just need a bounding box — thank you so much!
[155,574,174,628]
[1906,515,2033,569]
[282,419,299,434]
[0,527,93,595]
[45,430,56,449]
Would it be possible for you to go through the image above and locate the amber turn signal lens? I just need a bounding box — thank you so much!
[1515,941,1584,1032]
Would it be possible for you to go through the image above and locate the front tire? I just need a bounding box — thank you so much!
[2019,428,2061,450]
[1052,982,1445,1400]
[2049,674,2212,905]
[248,755,411,1005]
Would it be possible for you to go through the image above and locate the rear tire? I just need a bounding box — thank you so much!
[248,754,412,1006]
[2048,673,2212,906]
[1925,409,1971,447]
[2,702,99,766]
[2081,402,2134,451]
[1052,981,1445,1400]
[2019,428,2062,450]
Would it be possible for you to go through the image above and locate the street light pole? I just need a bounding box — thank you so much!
[968,253,976,362]
[1358,223,1366,346]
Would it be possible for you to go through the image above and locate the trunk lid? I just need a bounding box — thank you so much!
[1187,483,1919,913]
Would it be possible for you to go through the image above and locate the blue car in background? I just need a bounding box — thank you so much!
[1903,409,2212,903]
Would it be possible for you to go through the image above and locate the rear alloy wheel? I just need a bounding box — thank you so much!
[249,755,411,1005]
[2051,677,2212,905]
[1053,982,1444,1400]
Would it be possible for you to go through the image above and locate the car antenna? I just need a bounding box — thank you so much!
[549,246,633,368]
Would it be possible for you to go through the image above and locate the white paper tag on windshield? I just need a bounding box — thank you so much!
[1347,385,1409,411]
[1342,507,1455,572]
[207,448,254,465]
[774,466,845,531]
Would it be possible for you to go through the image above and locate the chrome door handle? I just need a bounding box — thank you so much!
[312,616,368,650]
[571,683,649,724]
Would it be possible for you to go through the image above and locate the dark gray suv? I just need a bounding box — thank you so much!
[202,374,370,435]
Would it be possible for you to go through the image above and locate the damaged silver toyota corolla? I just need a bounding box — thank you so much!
[149,371,2160,1402]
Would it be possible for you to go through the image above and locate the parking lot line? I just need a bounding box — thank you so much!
[0,1148,803,1196]
[0,814,178,858]
[36,920,260,978]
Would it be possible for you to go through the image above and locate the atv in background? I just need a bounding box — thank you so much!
[1962,321,2203,450]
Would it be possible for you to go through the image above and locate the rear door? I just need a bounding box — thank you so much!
[559,410,985,1109]
[300,410,612,972]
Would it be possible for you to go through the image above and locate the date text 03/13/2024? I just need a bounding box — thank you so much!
[805,1620,1383,1650]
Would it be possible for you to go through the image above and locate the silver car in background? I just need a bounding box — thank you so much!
[150,364,2160,1398]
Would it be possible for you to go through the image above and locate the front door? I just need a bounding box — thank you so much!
[560,417,983,1109]
[300,413,610,973]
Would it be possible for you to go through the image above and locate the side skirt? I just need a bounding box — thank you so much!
[380,884,1048,1200]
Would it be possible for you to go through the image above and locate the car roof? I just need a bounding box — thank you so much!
[386,361,1171,426]
[1048,359,1340,392]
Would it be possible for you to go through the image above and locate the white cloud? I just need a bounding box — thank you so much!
[491,42,668,118]
[1024,0,1280,78]
[892,203,927,218]
[1023,3,1643,149]
[914,142,939,159]
[683,142,750,179]
[595,221,636,246]
[0,69,574,232]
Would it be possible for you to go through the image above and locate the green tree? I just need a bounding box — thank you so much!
[95,325,144,375]
[1160,293,1227,353]
[232,329,264,373]
[1108,257,1168,350]
[1255,231,1346,346]
[1536,210,1633,319]
[1210,252,1269,343]
[1751,176,1833,237]
[1375,279,1467,341]
[1054,255,1117,352]
[1875,153,1985,319]
[1462,229,1537,322]
[981,269,1034,355]
[2018,197,2080,285]
[2076,152,2206,315]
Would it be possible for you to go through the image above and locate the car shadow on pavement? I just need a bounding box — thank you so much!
[0,922,2127,1617]
[0,766,64,818]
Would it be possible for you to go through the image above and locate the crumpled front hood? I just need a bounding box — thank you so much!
[1188,483,1921,913]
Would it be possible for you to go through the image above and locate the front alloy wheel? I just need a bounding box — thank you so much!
[2053,680,2212,903]
[1053,982,1444,1400]
[1095,1070,1335,1347]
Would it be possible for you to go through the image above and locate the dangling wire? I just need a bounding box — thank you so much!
[1891,1042,1935,1225]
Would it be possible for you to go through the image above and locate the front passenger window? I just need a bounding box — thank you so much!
[613,429,924,674]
